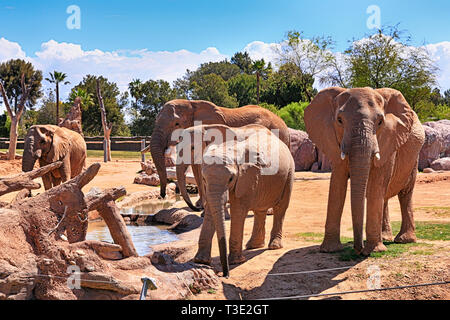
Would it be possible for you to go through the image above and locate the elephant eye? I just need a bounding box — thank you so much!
[40,139,46,144]
[175,122,180,126]
[378,117,384,126]
[337,117,343,125]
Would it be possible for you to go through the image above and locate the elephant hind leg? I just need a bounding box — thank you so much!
[268,180,292,250]
[246,210,267,250]
[394,169,417,244]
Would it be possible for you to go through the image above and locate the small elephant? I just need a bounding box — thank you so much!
[175,123,268,212]
[192,125,294,277]
[150,99,291,201]
[22,125,87,190]
[304,87,425,256]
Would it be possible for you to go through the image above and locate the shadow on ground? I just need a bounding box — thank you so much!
[223,245,365,300]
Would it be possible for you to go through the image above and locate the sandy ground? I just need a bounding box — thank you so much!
[1,158,449,300]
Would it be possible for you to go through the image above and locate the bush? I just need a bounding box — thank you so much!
[415,100,450,123]
[277,102,308,130]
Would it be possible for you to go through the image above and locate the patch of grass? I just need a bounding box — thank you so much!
[294,232,353,244]
[391,221,450,241]
[207,289,217,294]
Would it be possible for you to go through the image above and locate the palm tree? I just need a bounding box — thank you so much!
[69,88,94,110]
[45,71,70,124]
[252,59,272,104]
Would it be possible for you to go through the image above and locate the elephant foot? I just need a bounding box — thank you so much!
[394,231,416,244]
[361,241,387,256]
[381,230,393,242]
[193,252,211,265]
[268,238,283,250]
[229,253,246,265]
[320,239,344,253]
[246,239,265,250]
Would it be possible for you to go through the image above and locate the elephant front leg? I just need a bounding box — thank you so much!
[59,158,72,183]
[228,202,247,265]
[41,173,53,190]
[320,165,348,253]
[246,210,267,250]
[192,165,205,210]
[381,200,393,241]
[194,208,215,265]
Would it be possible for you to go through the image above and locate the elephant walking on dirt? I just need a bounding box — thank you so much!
[150,99,290,205]
[304,87,425,256]
[190,124,295,277]
[22,125,87,190]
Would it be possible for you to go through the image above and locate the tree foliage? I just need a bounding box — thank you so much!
[70,75,130,136]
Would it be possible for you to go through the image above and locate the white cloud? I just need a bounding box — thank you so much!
[425,41,450,91]
[1,37,450,115]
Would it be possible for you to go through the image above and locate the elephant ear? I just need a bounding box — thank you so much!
[46,127,70,162]
[374,88,415,167]
[191,100,226,124]
[304,87,347,163]
[235,163,260,199]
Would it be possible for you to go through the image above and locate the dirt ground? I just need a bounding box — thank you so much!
[1,158,449,300]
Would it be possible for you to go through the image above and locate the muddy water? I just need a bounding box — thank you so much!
[86,197,183,256]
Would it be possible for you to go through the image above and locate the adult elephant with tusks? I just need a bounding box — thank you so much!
[22,125,87,190]
[304,87,425,256]
[149,99,290,205]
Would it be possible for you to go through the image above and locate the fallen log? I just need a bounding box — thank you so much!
[0,161,63,196]
[85,187,138,257]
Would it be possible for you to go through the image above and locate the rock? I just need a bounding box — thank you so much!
[151,252,174,265]
[420,120,450,170]
[430,157,450,171]
[423,168,435,173]
[288,128,317,171]
[311,162,320,172]
[134,173,160,186]
[317,150,332,172]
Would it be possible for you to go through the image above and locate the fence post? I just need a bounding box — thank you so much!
[141,139,146,162]
[103,139,108,163]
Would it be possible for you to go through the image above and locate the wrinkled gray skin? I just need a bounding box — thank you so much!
[304,87,425,255]
[176,124,265,212]
[22,125,87,190]
[193,126,295,277]
[150,99,290,201]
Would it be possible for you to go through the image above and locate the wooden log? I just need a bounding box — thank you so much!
[0,161,63,196]
[85,186,138,257]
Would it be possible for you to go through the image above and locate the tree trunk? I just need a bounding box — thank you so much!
[96,80,112,162]
[256,73,260,105]
[56,83,60,125]
[7,117,18,161]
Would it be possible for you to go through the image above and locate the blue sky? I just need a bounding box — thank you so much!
[2,0,450,55]
[0,0,450,109]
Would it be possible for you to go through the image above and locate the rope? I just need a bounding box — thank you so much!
[257,281,450,300]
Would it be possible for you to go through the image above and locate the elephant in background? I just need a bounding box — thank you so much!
[150,99,290,201]
[192,125,294,277]
[175,123,266,211]
[22,125,87,190]
[304,87,425,256]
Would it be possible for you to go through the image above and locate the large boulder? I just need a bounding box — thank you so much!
[420,120,450,170]
[430,157,450,171]
[288,128,317,171]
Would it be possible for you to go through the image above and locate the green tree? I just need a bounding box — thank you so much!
[341,26,437,108]
[227,73,257,107]
[0,112,10,137]
[128,79,177,136]
[68,88,95,110]
[191,73,238,108]
[45,71,70,124]
[277,102,308,130]
[70,75,130,136]
[251,59,272,104]
[261,63,315,108]
[231,51,253,74]
[276,30,335,101]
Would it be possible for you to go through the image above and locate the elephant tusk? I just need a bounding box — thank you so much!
[374,152,381,161]
[341,152,346,160]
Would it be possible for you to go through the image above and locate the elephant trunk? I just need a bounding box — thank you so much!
[348,127,374,253]
[150,128,168,198]
[22,134,37,172]
[206,185,229,277]
[176,163,201,211]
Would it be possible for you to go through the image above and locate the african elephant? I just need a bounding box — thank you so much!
[175,123,266,211]
[192,125,294,277]
[304,87,425,256]
[22,125,87,190]
[150,99,290,202]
